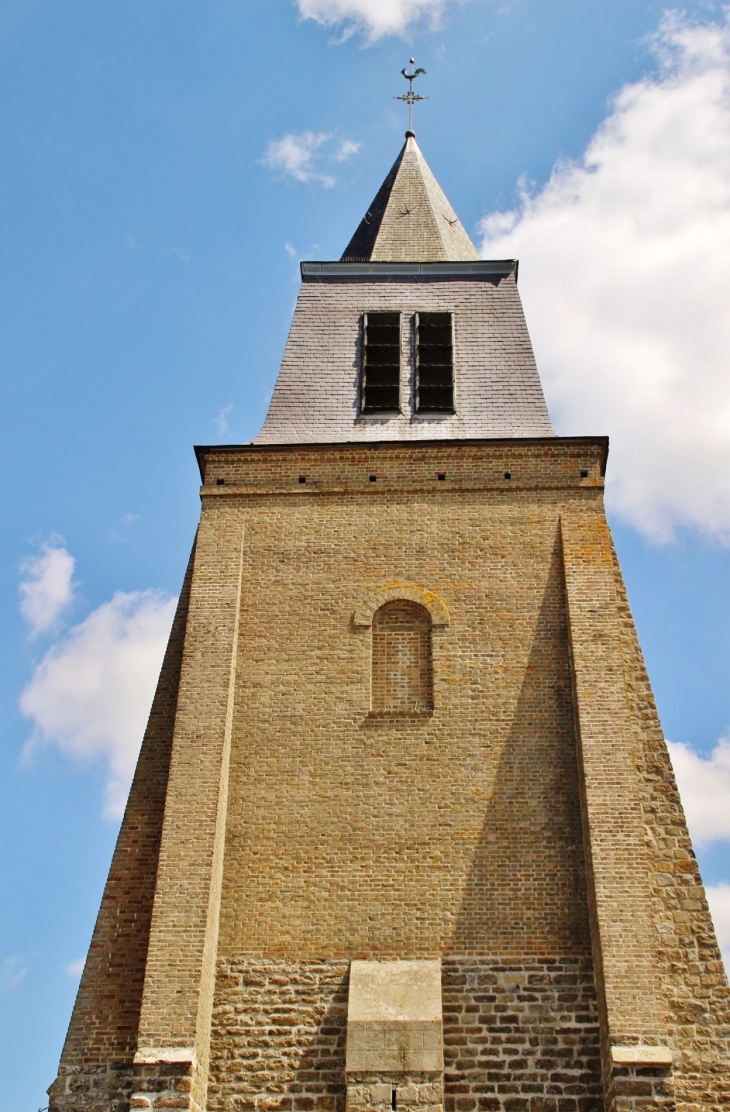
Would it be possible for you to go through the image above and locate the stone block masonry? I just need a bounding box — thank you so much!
[442,958,602,1111]
[346,960,444,1112]
[207,959,603,1112]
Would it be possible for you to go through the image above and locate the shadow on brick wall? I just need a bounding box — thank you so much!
[449,529,590,958]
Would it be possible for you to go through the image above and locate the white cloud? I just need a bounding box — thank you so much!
[335,138,362,161]
[668,737,730,848]
[20,590,176,819]
[706,882,730,973]
[216,404,233,436]
[478,13,730,541]
[263,131,334,185]
[66,957,86,978]
[1,956,28,990]
[19,540,75,636]
[297,0,462,40]
[261,130,360,186]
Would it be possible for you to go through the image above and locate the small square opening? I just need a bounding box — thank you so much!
[216,478,225,486]
[298,476,307,484]
[437,473,446,481]
[369,475,377,483]
[504,471,511,480]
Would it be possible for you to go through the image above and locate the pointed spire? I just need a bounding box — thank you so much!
[341,135,480,263]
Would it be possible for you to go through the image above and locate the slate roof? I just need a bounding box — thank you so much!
[341,135,480,262]
[254,137,555,445]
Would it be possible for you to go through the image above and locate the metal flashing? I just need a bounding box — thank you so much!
[301,260,517,280]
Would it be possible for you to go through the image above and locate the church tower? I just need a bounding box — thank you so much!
[48,128,729,1112]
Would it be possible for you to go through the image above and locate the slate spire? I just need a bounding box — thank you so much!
[341,135,480,262]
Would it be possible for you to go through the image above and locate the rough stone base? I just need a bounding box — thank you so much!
[49,957,604,1112]
[346,1073,443,1112]
[48,1062,201,1112]
[208,958,349,1112]
[129,1062,199,1112]
[48,1064,136,1112]
[608,1064,675,1112]
[208,957,603,1112]
[442,957,603,1112]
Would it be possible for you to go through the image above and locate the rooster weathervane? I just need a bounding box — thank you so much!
[393,59,429,135]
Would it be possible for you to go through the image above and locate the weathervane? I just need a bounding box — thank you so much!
[393,58,428,136]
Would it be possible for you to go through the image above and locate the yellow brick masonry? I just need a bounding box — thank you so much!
[561,514,674,1109]
[216,441,596,963]
[133,512,247,1112]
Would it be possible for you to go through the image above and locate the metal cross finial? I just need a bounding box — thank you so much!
[393,58,428,136]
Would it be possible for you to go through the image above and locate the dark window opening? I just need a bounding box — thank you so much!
[362,312,400,413]
[298,476,307,484]
[416,312,453,413]
[392,1092,397,1111]
[437,473,446,481]
[580,469,588,478]
[216,478,225,486]
[369,475,377,482]
[504,471,511,480]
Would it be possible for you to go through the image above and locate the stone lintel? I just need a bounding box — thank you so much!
[347,960,443,1074]
[133,1045,197,1066]
[611,1045,673,1068]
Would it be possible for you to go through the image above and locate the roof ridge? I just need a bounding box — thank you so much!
[409,140,444,255]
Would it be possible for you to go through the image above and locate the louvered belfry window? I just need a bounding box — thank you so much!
[416,312,454,413]
[361,312,401,412]
[371,600,434,714]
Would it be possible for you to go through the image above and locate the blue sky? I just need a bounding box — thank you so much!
[2,2,730,1108]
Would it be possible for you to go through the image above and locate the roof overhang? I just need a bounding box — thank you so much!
[300,259,518,282]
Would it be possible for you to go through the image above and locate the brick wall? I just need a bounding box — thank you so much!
[217,461,593,960]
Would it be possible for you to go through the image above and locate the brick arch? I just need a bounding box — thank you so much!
[353,583,450,628]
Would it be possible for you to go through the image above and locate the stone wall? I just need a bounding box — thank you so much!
[207,959,603,1112]
[208,959,349,1112]
[346,1075,442,1112]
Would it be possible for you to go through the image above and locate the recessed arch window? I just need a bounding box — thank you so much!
[371,600,433,714]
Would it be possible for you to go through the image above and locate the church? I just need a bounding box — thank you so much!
[48,105,730,1112]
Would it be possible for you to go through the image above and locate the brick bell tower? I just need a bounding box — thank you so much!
[48,128,730,1112]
